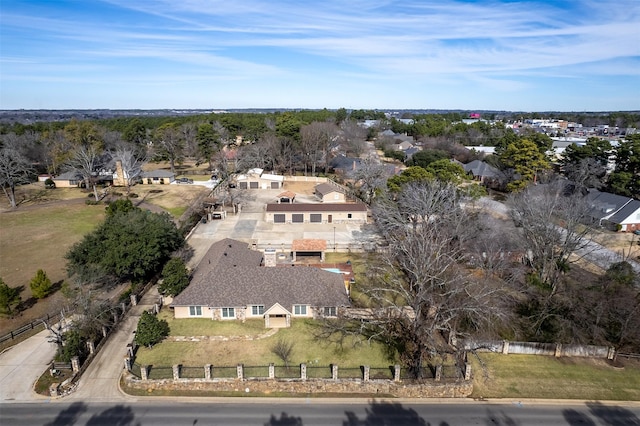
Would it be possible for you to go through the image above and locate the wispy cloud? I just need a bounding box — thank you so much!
[1,0,638,109]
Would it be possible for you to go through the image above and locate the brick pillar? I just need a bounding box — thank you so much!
[607,347,616,360]
[435,365,442,382]
[173,364,180,380]
[464,363,472,381]
[269,363,275,379]
[300,363,307,380]
[555,343,562,358]
[113,311,118,324]
[130,294,137,306]
[237,364,244,380]
[71,356,80,374]
[502,340,510,355]
[331,364,338,380]
[141,365,148,380]
[127,344,134,357]
[154,303,160,314]
[102,326,108,338]
[363,365,370,382]
[394,365,401,382]
[87,341,95,355]
[124,357,131,371]
[205,364,212,379]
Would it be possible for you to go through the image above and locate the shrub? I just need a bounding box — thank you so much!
[135,311,170,348]
[44,178,56,189]
[29,269,52,299]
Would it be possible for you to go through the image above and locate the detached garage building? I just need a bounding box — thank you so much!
[265,203,368,224]
[236,168,284,190]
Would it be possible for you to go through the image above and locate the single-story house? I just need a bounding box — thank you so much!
[587,190,640,232]
[265,203,368,224]
[171,238,350,328]
[329,155,362,175]
[314,182,347,203]
[52,170,114,188]
[276,191,296,203]
[463,160,502,184]
[236,168,284,189]
[140,170,175,185]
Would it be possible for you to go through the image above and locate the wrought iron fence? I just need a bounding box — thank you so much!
[275,365,300,379]
[306,365,333,379]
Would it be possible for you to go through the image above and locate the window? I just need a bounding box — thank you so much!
[310,214,322,223]
[189,306,202,316]
[347,213,352,219]
[221,307,235,318]
[251,305,264,315]
[293,305,307,315]
[274,214,286,223]
[323,307,337,317]
[292,214,304,223]
[249,181,259,189]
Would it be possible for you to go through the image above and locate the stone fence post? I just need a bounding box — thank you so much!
[205,364,212,380]
[435,365,442,382]
[502,340,510,355]
[140,365,149,380]
[555,343,562,358]
[237,364,244,380]
[121,302,126,313]
[173,364,181,380]
[124,357,131,371]
[102,326,108,338]
[331,364,338,380]
[87,341,95,355]
[607,347,616,360]
[130,294,137,306]
[363,365,370,382]
[464,363,472,381]
[300,363,307,380]
[71,356,80,374]
[269,363,275,379]
[394,365,401,382]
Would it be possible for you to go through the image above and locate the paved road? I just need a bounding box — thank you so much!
[2,400,639,425]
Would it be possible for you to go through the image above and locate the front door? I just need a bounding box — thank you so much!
[328,214,332,223]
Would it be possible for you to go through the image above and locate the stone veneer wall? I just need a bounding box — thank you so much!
[123,376,473,398]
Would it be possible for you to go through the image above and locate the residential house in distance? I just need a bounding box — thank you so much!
[236,168,284,190]
[329,155,362,175]
[171,238,350,328]
[587,190,640,232]
[463,160,502,186]
[140,170,175,185]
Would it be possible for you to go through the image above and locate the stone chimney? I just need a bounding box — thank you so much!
[113,160,126,187]
[264,248,277,267]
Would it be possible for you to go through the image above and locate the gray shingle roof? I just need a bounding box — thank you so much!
[463,160,500,178]
[587,190,634,219]
[314,182,345,197]
[172,238,350,311]
[608,199,640,224]
[141,170,175,178]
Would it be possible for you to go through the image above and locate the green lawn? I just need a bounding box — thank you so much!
[135,314,393,368]
[470,352,640,401]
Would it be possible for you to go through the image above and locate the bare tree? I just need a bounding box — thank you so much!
[236,141,275,172]
[153,123,183,175]
[301,122,339,175]
[0,147,34,208]
[507,180,594,295]
[66,145,110,202]
[324,181,507,379]
[348,157,388,204]
[114,145,147,195]
[340,120,367,157]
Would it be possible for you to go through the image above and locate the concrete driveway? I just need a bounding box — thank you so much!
[0,327,59,402]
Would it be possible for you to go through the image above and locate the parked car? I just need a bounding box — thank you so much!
[176,177,194,184]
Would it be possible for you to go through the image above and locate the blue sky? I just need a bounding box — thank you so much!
[1,0,639,111]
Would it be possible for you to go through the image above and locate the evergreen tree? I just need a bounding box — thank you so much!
[159,258,190,297]
[0,277,21,315]
[29,269,52,299]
